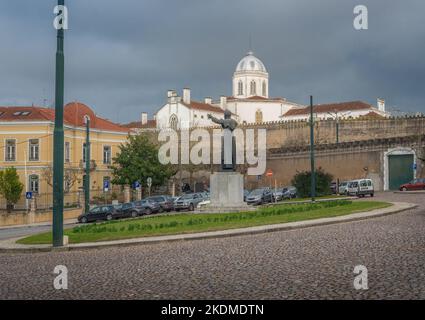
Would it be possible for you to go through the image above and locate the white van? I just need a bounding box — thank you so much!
[346,179,374,197]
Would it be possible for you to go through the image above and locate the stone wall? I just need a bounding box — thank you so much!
[0,208,82,227]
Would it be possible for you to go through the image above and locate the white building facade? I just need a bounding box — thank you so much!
[151,51,387,129]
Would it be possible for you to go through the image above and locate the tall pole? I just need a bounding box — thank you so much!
[52,0,65,247]
[85,119,90,214]
[336,112,339,144]
[310,96,316,201]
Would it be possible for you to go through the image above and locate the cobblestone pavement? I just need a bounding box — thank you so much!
[0,192,424,300]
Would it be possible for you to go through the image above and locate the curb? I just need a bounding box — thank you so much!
[0,202,417,253]
[393,190,425,194]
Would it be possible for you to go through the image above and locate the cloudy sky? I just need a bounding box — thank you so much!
[0,0,424,123]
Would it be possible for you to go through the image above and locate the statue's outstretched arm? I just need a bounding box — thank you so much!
[207,114,223,125]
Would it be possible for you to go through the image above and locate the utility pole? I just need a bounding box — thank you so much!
[52,0,65,247]
[310,96,316,201]
[85,119,90,214]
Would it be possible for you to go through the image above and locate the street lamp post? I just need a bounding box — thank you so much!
[52,0,65,247]
[310,96,316,201]
[85,119,90,214]
[327,110,351,144]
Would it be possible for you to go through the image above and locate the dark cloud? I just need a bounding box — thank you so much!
[0,0,424,122]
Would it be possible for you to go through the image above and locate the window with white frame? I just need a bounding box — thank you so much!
[238,81,243,95]
[29,139,39,161]
[103,146,111,165]
[5,139,16,161]
[29,175,39,193]
[65,142,70,163]
[250,81,256,95]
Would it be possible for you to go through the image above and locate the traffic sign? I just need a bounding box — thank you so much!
[147,177,152,187]
[25,192,33,200]
[134,181,141,189]
[103,180,110,192]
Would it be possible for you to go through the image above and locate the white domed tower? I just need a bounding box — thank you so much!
[233,51,269,99]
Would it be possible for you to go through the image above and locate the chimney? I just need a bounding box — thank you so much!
[183,88,191,104]
[220,96,227,109]
[204,97,212,105]
[377,98,385,112]
[141,112,148,125]
[168,90,178,103]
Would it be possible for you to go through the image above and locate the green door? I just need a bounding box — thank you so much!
[388,154,414,190]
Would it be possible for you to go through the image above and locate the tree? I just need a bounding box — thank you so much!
[111,134,177,189]
[0,167,24,213]
[291,167,333,198]
[42,166,81,192]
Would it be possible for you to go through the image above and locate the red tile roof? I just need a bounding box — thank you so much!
[0,103,129,133]
[121,119,157,129]
[358,111,386,119]
[182,100,224,113]
[227,96,284,101]
[283,101,374,116]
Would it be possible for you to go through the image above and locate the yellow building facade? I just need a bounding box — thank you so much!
[0,102,129,210]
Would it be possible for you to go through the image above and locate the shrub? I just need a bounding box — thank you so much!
[291,167,333,198]
[0,167,24,213]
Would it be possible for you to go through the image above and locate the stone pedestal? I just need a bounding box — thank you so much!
[204,172,253,213]
[136,188,142,201]
[124,185,131,203]
[28,198,36,224]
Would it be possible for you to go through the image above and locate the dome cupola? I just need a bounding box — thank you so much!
[232,51,269,99]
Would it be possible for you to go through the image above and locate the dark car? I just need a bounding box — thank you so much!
[399,178,425,191]
[78,205,121,223]
[330,182,337,194]
[116,202,145,218]
[174,193,205,211]
[146,195,175,212]
[133,199,161,215]
[273,186,297,201]
[246,188,273,205]
[282,186,297,199]
[243,189,250,202]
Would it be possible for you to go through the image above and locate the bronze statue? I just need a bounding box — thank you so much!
[208,110,238,171]
[207,110,238,131]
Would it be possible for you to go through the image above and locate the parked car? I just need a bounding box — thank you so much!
[133,199,161,215]
[116,202,145,218]
[174,193,205,211]
[78,205,121,223]
[282,186,297,200]
[346,179,374,197]
[338,181,349,195]
[246,188,273,205]
[243,189,250,202]
[399,178,425,191]
[330,182,337,194]
[146,195,175,212]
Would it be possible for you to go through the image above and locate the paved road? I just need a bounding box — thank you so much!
[0,192,424,299]
[0,223,78,241]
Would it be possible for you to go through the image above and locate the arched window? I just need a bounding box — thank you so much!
[255,109,263,123]
[262,81,267,97]
[169,114,178,130]
[238,81,243,96]
[250,81,256,95]
[29,174,39,194]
